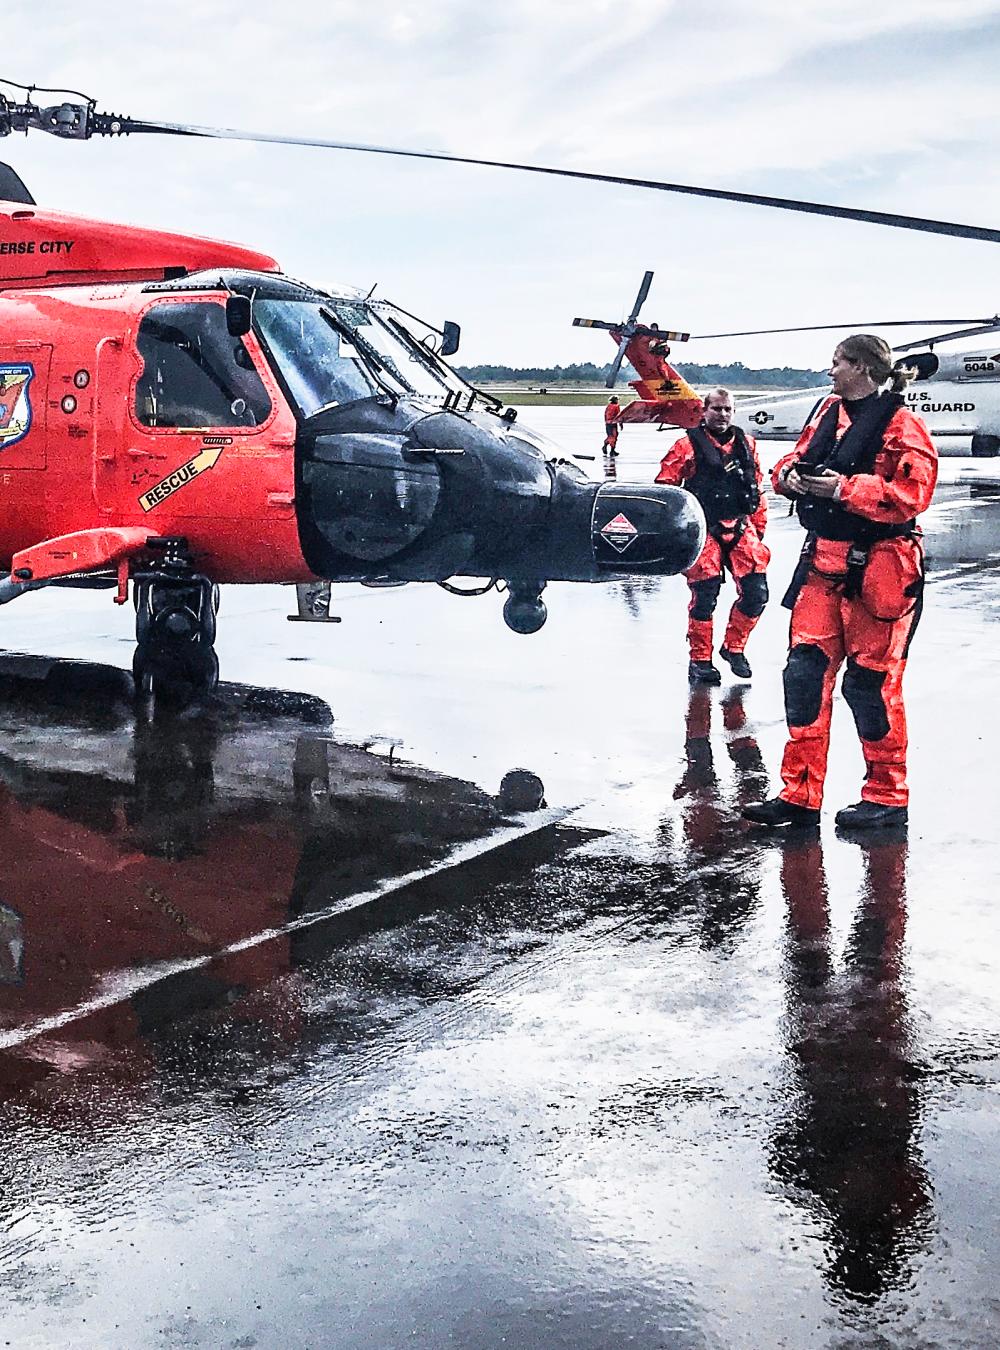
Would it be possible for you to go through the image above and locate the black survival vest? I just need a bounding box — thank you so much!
[686,424,759,527]
[795,392,915,543]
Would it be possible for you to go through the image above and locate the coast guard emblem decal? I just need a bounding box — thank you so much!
[0,364,34,451]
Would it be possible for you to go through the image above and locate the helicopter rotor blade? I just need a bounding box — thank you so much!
[572,318,620,331]
[893,319,1000,352]
[627,270,654,326]
[692,318,998,339]
[7,81,1000,247]
[631,325,690,342]
[606,334,631,389]
[100,116,1000,248]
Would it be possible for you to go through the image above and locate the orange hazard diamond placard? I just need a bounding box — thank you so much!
[600,512,638,553]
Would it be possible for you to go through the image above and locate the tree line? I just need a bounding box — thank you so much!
[456,360,827,388]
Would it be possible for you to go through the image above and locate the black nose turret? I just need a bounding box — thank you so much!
[507,476,705,583]
[295,402,705,626]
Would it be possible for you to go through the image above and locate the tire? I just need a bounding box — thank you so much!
[971,433,1000,458]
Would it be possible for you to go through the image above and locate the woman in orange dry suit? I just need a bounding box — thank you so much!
[742,335,936,832]
[655,387,769,684]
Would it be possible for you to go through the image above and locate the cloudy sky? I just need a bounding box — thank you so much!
[5,0,1000,369]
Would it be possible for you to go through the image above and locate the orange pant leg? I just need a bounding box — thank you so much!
[841,594,919,808]
[778,572,846,809]
[721,524,770,655]
[685,535,723,661]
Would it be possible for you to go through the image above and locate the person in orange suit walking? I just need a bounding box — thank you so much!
[602,395,621,456]
[655,387,769,684]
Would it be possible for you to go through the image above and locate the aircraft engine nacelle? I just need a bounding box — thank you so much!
[294,404,705,629]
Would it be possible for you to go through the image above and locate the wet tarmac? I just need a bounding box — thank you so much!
[2,410,1000,1347]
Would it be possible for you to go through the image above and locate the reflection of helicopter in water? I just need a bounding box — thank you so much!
[576,272,1000,457]
[0,656,549,1092]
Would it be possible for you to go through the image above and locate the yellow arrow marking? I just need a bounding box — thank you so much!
[138,445,223,513]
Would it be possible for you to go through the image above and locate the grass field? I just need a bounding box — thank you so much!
[493,389,616,406]
[480,384,808,406]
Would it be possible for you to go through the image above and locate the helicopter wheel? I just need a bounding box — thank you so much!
[971,433,1000,458]
[132,562,221,709]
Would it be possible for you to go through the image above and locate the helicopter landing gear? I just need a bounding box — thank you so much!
[502,581,547,634]
[132,538,220,707]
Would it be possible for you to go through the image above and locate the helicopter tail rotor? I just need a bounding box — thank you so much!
[571,271,693,389]
[605,333,632,389]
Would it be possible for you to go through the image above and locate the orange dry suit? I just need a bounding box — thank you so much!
[603,401,621,452]
[772,392,937,810]
[656,423,770,661]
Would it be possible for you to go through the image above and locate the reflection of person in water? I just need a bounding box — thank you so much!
[666,685,769,946]
[771,831,931,1302]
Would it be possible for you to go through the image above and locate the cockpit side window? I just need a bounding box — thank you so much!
[899,352,939,381]
[135,301,272,429]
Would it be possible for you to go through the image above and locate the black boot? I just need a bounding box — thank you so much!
[742,796,820,828]
[720,646,752,679]
[688,660,722,685]
[834,801,908,831]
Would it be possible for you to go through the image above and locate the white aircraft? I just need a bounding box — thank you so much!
[730,331,1000,457]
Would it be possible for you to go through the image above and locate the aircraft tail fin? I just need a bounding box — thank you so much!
[614,327,703,428]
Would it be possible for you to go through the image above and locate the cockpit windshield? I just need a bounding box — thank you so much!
[254,297,475,418]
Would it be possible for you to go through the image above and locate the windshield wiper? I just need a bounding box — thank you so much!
[319,307,403,402]
[381,315,453,393]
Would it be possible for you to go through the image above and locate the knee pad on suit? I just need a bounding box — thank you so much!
[783,644,829,727]
[736,572,769,619]
[690,577,722,621]
[842,659,890,741]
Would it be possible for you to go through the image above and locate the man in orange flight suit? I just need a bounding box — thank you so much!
[742,334,936,833]
[602,395,621,456]
[655,387,769,684]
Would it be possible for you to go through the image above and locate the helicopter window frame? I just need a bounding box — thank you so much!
[132,297,275,433]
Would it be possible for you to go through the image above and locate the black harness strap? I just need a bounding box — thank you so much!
[686,424,759,526]
[796,393,915,544]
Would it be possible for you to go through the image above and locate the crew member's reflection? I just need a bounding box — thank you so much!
[666,685,768,946]
[771,832,931,1303]
[0,903,23,986]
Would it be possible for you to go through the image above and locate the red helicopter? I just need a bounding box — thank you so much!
[3,79,998,704]
[0,82,712,704]
[573,270,703,431]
